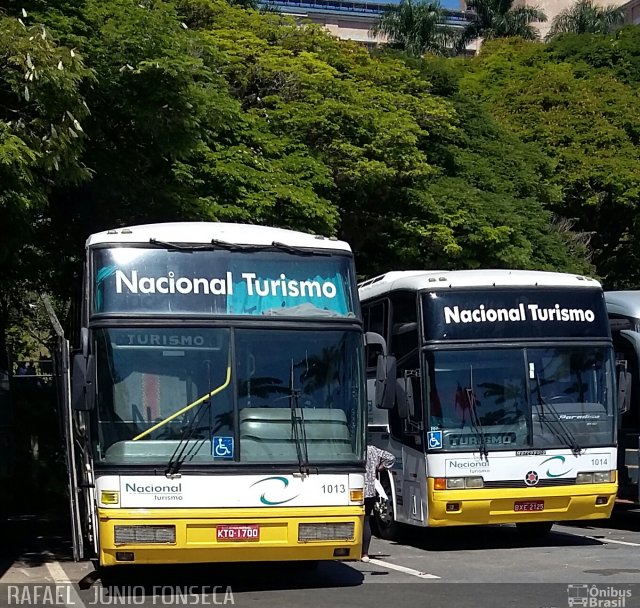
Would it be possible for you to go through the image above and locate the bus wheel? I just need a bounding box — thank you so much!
[516,522,553,540]
[97,566,120,588]
[373,477,400,541]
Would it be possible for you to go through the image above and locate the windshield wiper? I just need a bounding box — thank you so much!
[534,374,582,455]
[165,398,211,477]
[149,237,330,256]
[149,238,218,251]
[211,238,330,256]
[464,366,488,459]
[210,239,264,252]
[271,241,329,257]
[288,360,310,475]
[131,358,232,477]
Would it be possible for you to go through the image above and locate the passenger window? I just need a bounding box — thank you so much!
[363,300,388,369]
[390,292,418,362]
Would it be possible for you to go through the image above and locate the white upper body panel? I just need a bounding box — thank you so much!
[359,269,601,300]
[605,291,640,319]
[86,222,351,253]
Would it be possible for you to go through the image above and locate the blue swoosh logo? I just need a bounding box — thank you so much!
[251,476,300,506]
[540,455,572,478]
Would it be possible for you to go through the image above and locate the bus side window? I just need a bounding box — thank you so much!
[363,300,389,369]
[390,292,418,362]
[613,335,640,429]
[389,293,422,447]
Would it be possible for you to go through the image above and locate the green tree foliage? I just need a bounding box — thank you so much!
[26,0,339,304]
[459,38,640,288]
[547,26,640,86]
[458,0,547,51]
[370,0,455,58]
[546,0,625,39]
[0,11,91,367]
[401,56,592,274]
[0,0,604,363]
[195,3,581,276]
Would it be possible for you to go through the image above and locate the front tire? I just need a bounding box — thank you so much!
[516,522,554,540]
[372,475,401,541]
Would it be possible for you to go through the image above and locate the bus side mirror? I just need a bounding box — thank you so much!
[617,368,632,415]
[81,327,90,358]
[375,354,396,410]
[396,376,414,419]
[365,332,387,355]
[72,353,95,411]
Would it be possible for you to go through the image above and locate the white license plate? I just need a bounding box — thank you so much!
[216,524,260,541]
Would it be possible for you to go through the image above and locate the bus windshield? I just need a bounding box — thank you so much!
[94,328,364,466]
[426,346,615,451]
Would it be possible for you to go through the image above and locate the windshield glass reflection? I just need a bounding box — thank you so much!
[94,328,364,466]
[427,347,615,451]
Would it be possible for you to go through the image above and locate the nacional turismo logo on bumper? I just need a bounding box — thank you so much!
[124,482,183,501]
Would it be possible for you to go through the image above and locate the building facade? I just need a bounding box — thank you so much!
[519,0,637,38]
[262,0,469,45]
[263,0,639,46]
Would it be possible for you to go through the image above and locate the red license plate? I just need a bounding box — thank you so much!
[216,524,260,542]
[514,500,544,512]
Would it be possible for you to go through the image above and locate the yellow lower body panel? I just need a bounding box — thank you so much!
[98,506,364,567]
[427,479,617,527]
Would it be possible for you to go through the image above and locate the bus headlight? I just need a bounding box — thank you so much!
[435,477,484,490]
[576,473,594,484]
[446,477,465,489]
[464,477,484,489]
[576,471,614,484]
[593,471,614,483]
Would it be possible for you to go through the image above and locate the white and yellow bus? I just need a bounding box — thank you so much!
[56,222,368,567]
[604,290,640,505]
[360,270,620,539]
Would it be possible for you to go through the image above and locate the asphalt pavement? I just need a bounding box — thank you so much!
[2,508,640,608]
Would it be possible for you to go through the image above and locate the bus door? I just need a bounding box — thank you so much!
[53,334,87,560]
[46,298,94,561]
[613,329,640,503]
[397,369,427,525]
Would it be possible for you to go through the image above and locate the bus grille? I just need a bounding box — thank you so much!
[114,525,176,545]
[298,523,355,542]
[482,479,576,489]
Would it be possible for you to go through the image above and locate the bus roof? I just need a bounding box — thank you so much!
[86,222,352,252]
[359,269,601,300]
[604,291,640,319]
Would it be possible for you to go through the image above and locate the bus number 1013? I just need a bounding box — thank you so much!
[322,484,346,494]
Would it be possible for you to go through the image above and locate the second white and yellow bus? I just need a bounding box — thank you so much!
[360,269,619,539]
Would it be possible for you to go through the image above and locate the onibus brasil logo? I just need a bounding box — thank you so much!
[567,585,632,607]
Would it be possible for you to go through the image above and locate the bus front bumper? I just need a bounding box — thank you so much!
[97,506,364,566]
[427,479,617,527]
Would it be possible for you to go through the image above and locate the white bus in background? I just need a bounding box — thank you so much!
[51,222,369,569]
[360,270,621,540]
[604,291,640,504]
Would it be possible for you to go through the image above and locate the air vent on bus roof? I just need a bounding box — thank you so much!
[359,274,387,288]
